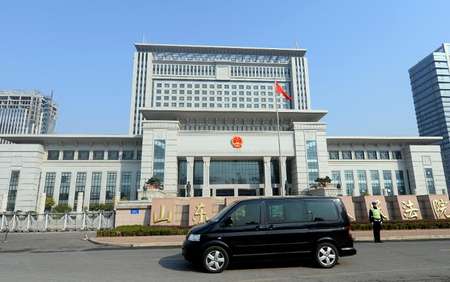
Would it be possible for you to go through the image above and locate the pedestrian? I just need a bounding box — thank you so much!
[369,201,386,243]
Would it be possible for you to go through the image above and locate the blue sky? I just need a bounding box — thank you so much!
[1,0,450,136]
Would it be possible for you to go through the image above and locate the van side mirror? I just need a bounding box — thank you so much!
[221,216,233,227]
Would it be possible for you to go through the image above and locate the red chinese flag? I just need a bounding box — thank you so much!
[274,81,292,100]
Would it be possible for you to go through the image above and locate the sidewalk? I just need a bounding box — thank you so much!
[89,229,450,248]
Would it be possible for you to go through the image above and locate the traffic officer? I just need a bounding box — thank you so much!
[369,201,385,243]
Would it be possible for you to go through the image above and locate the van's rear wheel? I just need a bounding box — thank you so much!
[202,246,229,273]
[314,242,338,268]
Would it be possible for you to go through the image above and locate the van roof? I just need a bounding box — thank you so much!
[232,196,340,204]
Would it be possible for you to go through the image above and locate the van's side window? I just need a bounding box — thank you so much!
[305,200,339,221]
[226,202,260,227]
[266,200,310,224]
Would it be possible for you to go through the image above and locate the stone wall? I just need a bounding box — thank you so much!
[115,195,450,227]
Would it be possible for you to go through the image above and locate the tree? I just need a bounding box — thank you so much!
[89,203,114,211]
[45,196,55,211]
[315,176,332,187]
[146,177,161,190]
[52,204,72,213]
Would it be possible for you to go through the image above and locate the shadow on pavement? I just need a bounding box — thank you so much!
[159,254,200,272]
[159,253,318,273]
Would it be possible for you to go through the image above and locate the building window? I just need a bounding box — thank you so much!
[90,172,102,205]
[329,151,339,160]
[108,151,119,160]
[331,171,341,189]
[120,172,132,200]
[63,150,75,160]
[105,172,117,203]
[137,150,142,160]
[47,150,60,160]
[355,151,365,160]
[78,151,90,160]
[367,151,378,160]
[93,150,105,160]
[58,172,71,205]
[306,140,319,186]
[44,172,56,197]
[396,170,407,195]
[6,170,20,211]
[210,160,263,184]
[270,159,280,184]
[194,160,203,185]
[134,171,140,200]
[379,151,390,160]
[344,170,354,196]
[342,151,352,160]
[74,172,86,211]
[178,160,187,185]
[370,170,381,195]
[383,170,393,196]
[122,150,135,160]
[424,168,436,194]
[357,170,368,195]
[153,140,166,185]
[392,151,402,160]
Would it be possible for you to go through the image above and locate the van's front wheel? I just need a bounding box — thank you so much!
[314,242,338,268]
[202,246,229,273]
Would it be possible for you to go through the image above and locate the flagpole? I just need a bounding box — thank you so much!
[273,83,284,197]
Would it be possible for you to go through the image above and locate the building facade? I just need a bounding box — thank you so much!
[409,43,450,195]
[129,44,311,135]
[0,90,58,135]
[0,43,447,212]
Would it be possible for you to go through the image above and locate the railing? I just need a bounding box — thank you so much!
[0,211,115,232]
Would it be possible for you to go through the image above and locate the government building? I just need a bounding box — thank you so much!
[0,43,447,212]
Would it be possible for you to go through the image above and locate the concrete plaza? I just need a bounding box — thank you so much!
[1,232,450,281]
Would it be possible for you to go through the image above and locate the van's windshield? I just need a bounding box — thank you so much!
[208,202,238,222]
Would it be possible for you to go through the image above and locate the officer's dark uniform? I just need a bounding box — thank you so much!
[369,202,384,243]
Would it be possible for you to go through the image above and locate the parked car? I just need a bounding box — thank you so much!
[182,197,356,273]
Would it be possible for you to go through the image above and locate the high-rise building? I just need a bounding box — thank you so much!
[0,90,58,135]
[409,43,450,194]
[129,44,311,135]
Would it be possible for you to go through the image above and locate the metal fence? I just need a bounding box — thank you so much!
[0,211,115,232]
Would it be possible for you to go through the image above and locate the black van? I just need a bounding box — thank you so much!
[182,197,356,273]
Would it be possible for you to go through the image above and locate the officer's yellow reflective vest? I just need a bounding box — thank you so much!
[371,208,382,220]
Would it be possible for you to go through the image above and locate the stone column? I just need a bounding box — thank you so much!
[264,157,273,196]
[76,192,84,213]
[202,157,211,197]
[68,172,77,209]
[84,173,92,210]
[36,193,46,214]
[186,157,194,197]
[99,171,107,204]
[114,173,121,203]
[0,193,7,213]
[392,172,399,196]
[279,156,287,196]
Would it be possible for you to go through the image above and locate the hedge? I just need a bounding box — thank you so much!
[97,220,450,237]
[351,219,450,231]
[97,225,190,237]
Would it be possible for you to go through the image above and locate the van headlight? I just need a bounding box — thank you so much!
[188,234,201,242]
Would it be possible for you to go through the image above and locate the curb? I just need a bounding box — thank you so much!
[88,236,450,248]
[87,237,182,249]
[355,235,450,242]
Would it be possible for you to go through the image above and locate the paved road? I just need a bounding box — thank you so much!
[1,232,450,282]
